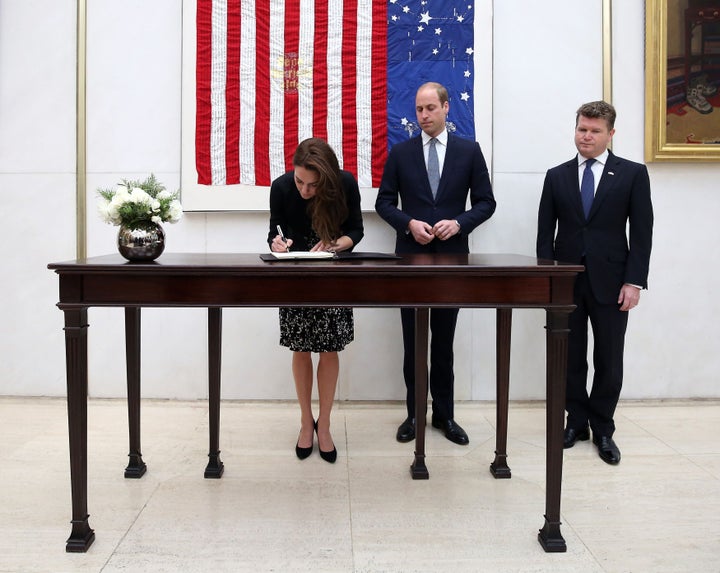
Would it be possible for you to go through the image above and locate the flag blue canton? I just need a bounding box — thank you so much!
[386,0,475,150]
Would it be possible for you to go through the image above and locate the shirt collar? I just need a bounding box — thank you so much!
[422,129,448,146]
[578,149,609,167]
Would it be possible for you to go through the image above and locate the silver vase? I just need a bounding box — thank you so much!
[117,223,165,262]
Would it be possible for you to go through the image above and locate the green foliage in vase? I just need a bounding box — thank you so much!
[97,174,183,228]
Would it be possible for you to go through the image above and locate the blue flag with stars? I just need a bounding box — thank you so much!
[386,0,475,150]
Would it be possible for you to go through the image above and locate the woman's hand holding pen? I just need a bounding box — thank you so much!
[272,236,292,252]
[272,225,292,252]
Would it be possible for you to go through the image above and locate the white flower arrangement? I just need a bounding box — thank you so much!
[97,174,182,229]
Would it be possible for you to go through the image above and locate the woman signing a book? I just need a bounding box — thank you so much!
[267,137,364,463]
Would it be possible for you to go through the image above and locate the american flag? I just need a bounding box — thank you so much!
[195,0,475,188]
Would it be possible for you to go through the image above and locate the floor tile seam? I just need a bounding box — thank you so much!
[615,414,690,456]
[684,454,720,481]
[645,431,695,457]
[342,415,361,573]
[618,397,720,408]
[686,452,720,460]
[6,396,720,408]
[101,481,162,571]
[557,513,610,572]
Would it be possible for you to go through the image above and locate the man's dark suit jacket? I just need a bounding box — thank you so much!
[536,151,653,304]
[375,133,495,253]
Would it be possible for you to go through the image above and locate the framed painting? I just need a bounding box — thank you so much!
[645,0,720,161]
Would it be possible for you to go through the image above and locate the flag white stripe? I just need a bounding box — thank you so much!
[355,0,373,187]
[210,0,228,184]
[325,0,344,166]
[239,0,257,185]
[297,0,315,143]
[268,2,285,181]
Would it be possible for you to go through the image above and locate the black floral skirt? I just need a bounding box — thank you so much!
[279,307,354,352]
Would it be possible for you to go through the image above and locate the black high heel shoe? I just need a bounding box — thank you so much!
[295,422,314,460]
[314,420,337,464]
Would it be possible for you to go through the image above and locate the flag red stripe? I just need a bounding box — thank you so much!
[312,0,329,142]
[195,0,213,185]
[225,0,241,184]
[283,0,301,172]
[254,0,271,185]
[341,0,358,177]
[197,0,395,187]
[370,0,387,186]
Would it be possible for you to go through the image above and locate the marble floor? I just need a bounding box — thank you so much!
[1,397,719,573]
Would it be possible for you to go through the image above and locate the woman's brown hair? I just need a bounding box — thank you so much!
[293,138,348,244]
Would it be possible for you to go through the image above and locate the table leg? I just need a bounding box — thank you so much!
[410,307,429,479]
[205,307,224,478]
[490,308,512,479]
[124,307,146,478]
[537,308,569,552]
[63,308,95,552]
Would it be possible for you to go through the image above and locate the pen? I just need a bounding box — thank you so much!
[276,225,289,251]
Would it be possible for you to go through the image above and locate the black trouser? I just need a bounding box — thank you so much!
[566,272,629,437]
[400,307,459,421]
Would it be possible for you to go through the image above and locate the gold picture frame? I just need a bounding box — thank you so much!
[645,0,720,161]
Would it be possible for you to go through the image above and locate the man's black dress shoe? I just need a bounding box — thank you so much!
[593,435,621,465]
[431,416,469,445]
[563,427,590,449]
[396,417,415,442]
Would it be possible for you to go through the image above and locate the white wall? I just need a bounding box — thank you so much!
[1,0,718,400]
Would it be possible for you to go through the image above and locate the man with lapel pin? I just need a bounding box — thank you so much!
[376,82,496,445]
[537,100,654,464]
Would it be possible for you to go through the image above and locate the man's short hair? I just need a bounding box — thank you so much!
[576,100,616,130]
[418,81,449,106]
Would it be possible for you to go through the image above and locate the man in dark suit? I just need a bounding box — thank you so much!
[537,100,653,465]
[375,81,496,445]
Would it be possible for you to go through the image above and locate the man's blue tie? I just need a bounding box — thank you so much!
[581,158,596,218]
[427,138,440,197]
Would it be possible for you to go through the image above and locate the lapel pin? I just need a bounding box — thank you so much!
[608,171,615,176]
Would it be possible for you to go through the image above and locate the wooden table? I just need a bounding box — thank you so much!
[48,252,581,553]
